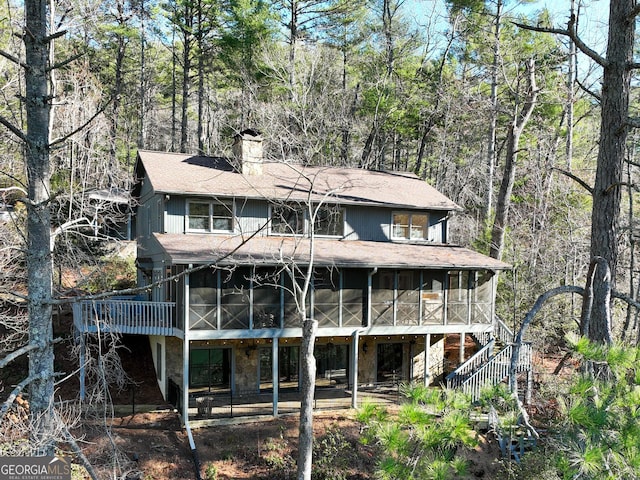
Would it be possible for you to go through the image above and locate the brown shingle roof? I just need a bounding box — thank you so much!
[151,233,510,270]
[136,150,461,211]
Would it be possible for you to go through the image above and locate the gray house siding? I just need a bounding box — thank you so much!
[345,207,389,241]
[236,199,269,235]
[140,194,449,254]
[166,197,185,233]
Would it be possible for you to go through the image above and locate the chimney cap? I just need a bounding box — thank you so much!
[236,128,262,139]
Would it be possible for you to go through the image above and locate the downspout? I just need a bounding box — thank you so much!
[183,265,202,480]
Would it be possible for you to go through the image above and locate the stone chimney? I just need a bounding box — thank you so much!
[233,129,263,175]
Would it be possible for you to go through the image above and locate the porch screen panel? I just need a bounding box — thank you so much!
[422,272,444,324]
[447,271,469,324]
[254,268,281,328]
[313,268,340,328]
[189,269,218,330]
[221,267,250,329]
[342,269,366,326]
[471,271,493,324]
[175,265,185,330]
[283,275,308,328]
[396,270,420,326]
[371,270,394,326]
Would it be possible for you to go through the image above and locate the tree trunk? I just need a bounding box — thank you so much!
[489,59,538,260]
[484,0,502,222]
[296,318,317,480]
[196,0,205,154]
[24,0,54,455]
[180,4,193,153]
[587,0,634,344]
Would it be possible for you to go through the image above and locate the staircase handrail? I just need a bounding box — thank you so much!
[445,339,495,383]
[494,316,515,344]
[447,342,532,401]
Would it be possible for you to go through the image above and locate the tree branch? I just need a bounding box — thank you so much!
[62,427,100,480]
[0,115,27,143]
[49,101,111,147]
[0,344,38,370]
[0,373,47,421]
[628,4,640,21]
[48,51,84,72]
[552,167,593,194]
[0,338,63,370]
[0,48,28,69]
[512,19,607,68]
[576,78,601,102]
[509,285,585,393]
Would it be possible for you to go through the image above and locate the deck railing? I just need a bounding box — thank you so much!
[446,342,532,401]
[73,299,176,336]
[494,317,515,344]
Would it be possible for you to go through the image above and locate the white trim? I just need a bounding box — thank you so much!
[186,198,235,233]
[390,211,430,241]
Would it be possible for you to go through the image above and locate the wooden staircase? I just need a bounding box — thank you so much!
[446,317,532,402]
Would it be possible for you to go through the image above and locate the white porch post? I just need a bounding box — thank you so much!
[459,332,465,365]
[272,337,279,416]
[351,331,361,408]
[182,267,191,421]
[423,333,430,387]
[79,332,86,400]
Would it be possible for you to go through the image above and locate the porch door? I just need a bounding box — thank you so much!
[258,346,300,391]
[259,348,273,391]
[315,344,349,387]
[376,343,404,384]
[279,346,299,390]
[189,348,231,391]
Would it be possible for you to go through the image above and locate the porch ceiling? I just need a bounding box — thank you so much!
[152,233,511,270]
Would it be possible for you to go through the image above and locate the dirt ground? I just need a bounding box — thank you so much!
[78,408,505,480]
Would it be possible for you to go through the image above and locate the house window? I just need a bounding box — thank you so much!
[187,200,233,232]
[314,206,344,237]
[271,204,305,235]
[270,203,344,236]
[391,212,428,240]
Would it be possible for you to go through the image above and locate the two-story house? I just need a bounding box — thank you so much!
[74,130,516,422]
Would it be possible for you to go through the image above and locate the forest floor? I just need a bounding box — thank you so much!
[77,408,507,480]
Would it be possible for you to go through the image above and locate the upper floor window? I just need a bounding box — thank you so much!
[314,205,344,237]
[392,212,428,240]
[270,203,344,237]
[187,199,233,232]
[271,204,305,235]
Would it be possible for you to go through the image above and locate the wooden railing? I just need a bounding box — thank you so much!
[446,339,495,387]
[494,317,515,344]
[73,299,176,336]
[446,342,532,402]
